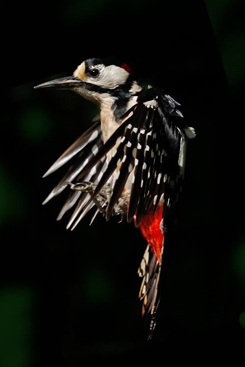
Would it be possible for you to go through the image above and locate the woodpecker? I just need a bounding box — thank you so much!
[35,57,195,338]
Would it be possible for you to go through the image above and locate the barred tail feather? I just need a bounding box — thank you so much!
[138,242,164,339]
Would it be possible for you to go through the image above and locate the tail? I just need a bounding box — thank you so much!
[137,204,165,339]
[138,243,164,339]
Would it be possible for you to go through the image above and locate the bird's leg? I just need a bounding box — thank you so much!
[66,181,96,194]
[65,181,110,214]
[66,181,129,217]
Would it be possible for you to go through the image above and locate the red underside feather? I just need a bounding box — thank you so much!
[138,205,164,262]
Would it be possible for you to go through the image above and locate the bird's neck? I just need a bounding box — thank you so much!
[99,81,143,144]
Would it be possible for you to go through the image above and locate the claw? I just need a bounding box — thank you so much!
[66,180,130,218]
[65,181,95,192]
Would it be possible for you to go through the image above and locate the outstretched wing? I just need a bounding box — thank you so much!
[68,87,195,228]
[43,87,195,229]
[42,119,110,228]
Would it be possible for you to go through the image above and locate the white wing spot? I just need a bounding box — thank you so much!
[143,99,158,109]
[153,195,158,205]
[86,165,97,180]
[97,172,103,181]
[83,158,89,166]
[92,144,99,155]
[88,130,99,142]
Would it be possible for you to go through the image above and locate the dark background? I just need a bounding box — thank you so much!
[0,0,244,365]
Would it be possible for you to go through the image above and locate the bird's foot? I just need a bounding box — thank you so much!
[66,181,129,218]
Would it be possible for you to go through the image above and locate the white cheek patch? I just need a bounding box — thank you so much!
[89,65,129,89]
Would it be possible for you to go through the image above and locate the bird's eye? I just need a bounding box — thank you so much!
[88,68,100,77]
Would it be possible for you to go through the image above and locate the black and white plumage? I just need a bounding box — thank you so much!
[35,57,195,338]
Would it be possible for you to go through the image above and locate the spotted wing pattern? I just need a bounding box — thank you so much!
[63,87,193,229]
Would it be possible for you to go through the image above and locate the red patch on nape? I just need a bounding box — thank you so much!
[120,63,133,75]
[138,205,164,262]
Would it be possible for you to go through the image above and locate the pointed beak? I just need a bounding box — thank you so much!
[34,76,83,90]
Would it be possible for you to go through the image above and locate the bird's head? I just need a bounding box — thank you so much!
[35,57,139,105]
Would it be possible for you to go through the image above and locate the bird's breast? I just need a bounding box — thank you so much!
[100,106,120,144]
[100,95,138,145]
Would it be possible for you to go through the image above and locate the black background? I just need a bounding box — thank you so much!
[0,0,244,365]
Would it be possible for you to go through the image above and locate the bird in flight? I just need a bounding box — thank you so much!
[35,57,195,338]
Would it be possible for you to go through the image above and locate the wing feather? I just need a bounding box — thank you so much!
[43,120,101,177]
[57,156,107,221]
[105,110,144,219]
[43,87,193,227]
[66,156,109,229]
[42,134,103,204]
[126,113,150,222]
